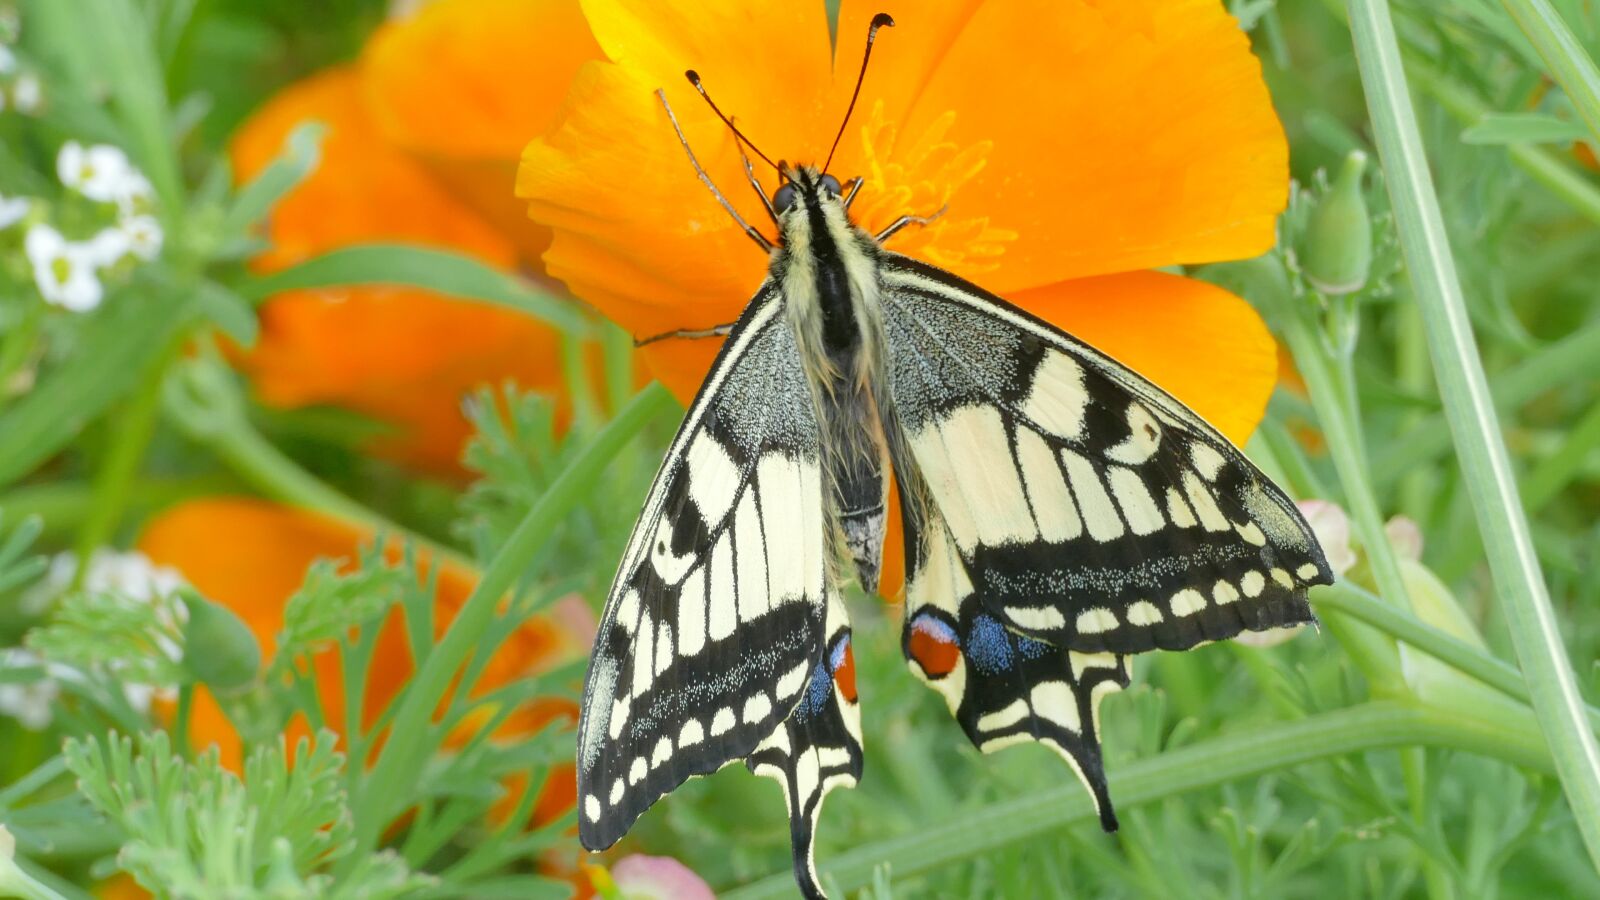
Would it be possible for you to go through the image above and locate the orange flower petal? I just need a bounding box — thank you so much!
[362,0,603,261]
[875,270,1276,598]
[137,498,584,776]
[837,0,1287,291]
[231,66,515,272]
[520,0,1286,395]
[232,66,569,476]
[242,286,564,476]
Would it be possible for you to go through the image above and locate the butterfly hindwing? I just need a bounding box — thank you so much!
[747,591,864,900]
[578,285,835,850]
[880,253,1333,654]
[899,488,1129,830]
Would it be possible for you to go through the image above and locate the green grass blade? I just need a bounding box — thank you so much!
[236,244,591,337]
[1346,0,1600,870]
[1501,0,1600,147]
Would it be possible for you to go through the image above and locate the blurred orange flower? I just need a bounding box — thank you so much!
[231,64,567,477]
[363,0,603,261]
[517,0,1287,591]
[137,497,588,827]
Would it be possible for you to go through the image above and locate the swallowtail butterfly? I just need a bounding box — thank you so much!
[575,14,1332,897]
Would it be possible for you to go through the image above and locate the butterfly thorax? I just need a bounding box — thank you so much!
[772,166,892,592]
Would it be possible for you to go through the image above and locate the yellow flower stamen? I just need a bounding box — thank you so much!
[852,101,1018,273]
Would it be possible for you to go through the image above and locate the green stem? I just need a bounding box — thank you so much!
[348,382,676,854]
[1315,581,1600,734]
[71,337,180,586]
[1346,0,1600,870]
[724,700,1552,899]
[1500,0,1600,148]
[1281,312,1411,612]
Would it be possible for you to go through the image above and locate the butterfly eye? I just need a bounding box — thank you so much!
[772,183,797,213]
[819,174,843,196]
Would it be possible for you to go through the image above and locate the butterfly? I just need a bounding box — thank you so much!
[573,14,1331,898]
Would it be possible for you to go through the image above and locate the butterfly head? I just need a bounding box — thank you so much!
[771,165,845,217]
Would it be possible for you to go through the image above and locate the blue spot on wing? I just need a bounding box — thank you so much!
[966,614,1014,675]
[1018,636,1050,660]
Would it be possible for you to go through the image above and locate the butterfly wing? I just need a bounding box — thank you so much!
[578,285,837,851]
[880,254,1332,654]
[898,482,1129,830]
[746,590,864,900]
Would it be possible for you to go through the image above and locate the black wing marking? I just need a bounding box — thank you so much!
[578,285,834,850]
[746,592,864,900]
[899,487,1128,830]
[880,253,1332,654]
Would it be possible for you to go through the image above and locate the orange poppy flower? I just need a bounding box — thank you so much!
[231,66,567,477]
[516,0,1287,592]
[362,0,603,263]
[137,497,587,828]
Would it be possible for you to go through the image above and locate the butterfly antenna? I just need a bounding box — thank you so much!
[685,71,783,177]
[824,12,895,174]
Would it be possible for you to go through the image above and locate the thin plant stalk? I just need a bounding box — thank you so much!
[1346,0,1600,870]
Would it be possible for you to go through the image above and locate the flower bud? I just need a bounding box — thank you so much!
[179,590,260,692]
[1302,151,1372,296]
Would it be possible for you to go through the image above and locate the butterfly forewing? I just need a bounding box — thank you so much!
[578,286,835,850]
[880,253,1333,654]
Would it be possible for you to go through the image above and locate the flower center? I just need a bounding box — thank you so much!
[851,101,1016,273]
[49,256,71,286]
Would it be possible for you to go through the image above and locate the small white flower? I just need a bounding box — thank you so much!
[0,649,62,731]
[11,72,39,113]
[114,171,154,217]
[0,191,27,229]
[118,213,162,260]
[25,223,103,311]
[85,225,130,267]
[56,141,132,203]
[0,45,14,75]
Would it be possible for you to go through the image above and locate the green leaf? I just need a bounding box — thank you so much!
[1500,0,1600,148]
[194,280,260,347]
[0,291,192,489]
[0,513,45,596]
[63,731,432,897]
[221,122,326,238]
[27,588,189,688]
[235,244,591,336]
[1462,112,1590,144]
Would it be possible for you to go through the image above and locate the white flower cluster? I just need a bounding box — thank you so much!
[4,550,189,730]
[10,142,164,312]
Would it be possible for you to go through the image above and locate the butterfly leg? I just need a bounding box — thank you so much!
[875,204,949,243]
[656,89,774,252]
[841,177,865,210]
[634,322,735,347]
